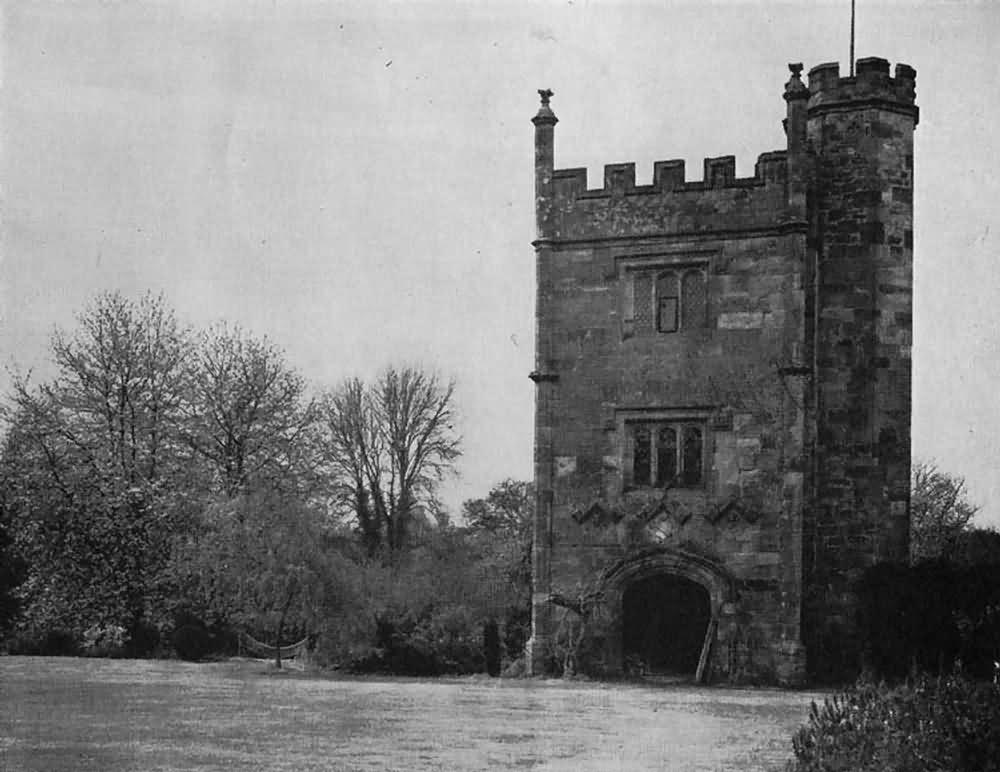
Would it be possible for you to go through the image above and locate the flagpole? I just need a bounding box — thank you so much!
[850,0,856,76]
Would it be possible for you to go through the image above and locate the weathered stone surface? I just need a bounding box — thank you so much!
[528,59,915,685]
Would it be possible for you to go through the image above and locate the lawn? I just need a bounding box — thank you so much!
[0,657,823,771]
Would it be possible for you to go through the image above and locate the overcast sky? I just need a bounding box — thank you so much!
[2,1,999,527]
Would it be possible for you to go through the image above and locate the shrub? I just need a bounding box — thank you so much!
[484,619,501,677]
[4,628,80,656]
[320,528,528,676]
[172,624,211,661]
[789,674,1000,772]
[207,621,238,657]
[502,604,530,664]
[124,620,161,658]
[82,624,127,657]
[345,604,486,676]
[858,560,1000,680]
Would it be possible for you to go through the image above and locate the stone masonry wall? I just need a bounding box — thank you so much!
[803,58,916,680]
[529,93,810,681]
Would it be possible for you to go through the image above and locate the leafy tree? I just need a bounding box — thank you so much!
[320,367,460,556]
[181,324,317,498]
[2,292,193,638]
[0,453,28,637]
[911,461,980,563]
[175,491,339,668]
[949,526,1000,566]
[463,478,532,536]
[461,479,534,661]
[461,478,533,597]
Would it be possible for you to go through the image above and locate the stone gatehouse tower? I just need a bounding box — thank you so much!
[527,58,917,684]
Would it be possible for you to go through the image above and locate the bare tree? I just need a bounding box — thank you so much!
[320,367,460,556]
[181,324,316,498]
[911,460,980,563]
[319,378,384,556]
[548,583,606,677]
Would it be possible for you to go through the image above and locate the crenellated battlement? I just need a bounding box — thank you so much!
[552,151,787,199]
[808,58,918,123]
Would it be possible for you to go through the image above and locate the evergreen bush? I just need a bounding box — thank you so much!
[789,674,1000,772]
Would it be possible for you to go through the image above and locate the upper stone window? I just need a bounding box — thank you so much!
[629,421,705,489]
[631,268,708,335]
[656,274,679,333]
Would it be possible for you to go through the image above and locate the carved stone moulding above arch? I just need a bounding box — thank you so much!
[601,545,737,613]
[571,491,762,530]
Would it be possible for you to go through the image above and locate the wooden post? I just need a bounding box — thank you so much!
[695,618,718,684]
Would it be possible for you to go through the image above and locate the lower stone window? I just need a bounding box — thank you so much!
[630,422,704,488]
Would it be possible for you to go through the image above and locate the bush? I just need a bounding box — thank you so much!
[345,605,486,676]
[318,527,529,676]
[789,674,1000,772]
[502,604,530,664]
[172,624,211,661]
[858,560,1000,680]
[207,621,238,657]
[484,619,501,677]
[125,620,161,658]
[82,624,127,657]
[5,628,80,656]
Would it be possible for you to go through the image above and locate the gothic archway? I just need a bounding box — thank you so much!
[601,547,735,680]
[622,573,710,674]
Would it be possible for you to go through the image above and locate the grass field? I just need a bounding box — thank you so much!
[0,657,823,771]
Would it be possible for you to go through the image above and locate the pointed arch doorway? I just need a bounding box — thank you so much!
[603,547,732,682]
[622,572,711,676]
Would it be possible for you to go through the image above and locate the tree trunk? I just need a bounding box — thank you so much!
[274,581,298,669]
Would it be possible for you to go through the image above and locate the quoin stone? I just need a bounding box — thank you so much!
[528,59,916,684]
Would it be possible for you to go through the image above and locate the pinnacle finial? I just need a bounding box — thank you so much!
[784,62,808,101]
[532,88,558,126]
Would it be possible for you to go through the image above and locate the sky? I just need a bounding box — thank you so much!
[2,1,999,527]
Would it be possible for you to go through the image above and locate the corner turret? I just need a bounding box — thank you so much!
[802,56,918,681]
[807,58,918,125]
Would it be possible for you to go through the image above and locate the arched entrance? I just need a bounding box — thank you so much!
[622,573,711,675]
[601,547,735,681]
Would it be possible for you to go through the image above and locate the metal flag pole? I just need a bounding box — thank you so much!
[850,0,856,76]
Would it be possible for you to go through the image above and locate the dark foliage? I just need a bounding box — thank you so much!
[346,609,485,676]
[0,521,26,637]
[5,628,80,656]
[789,675,1000,772]
[208,622,239,657]
[858,560,1000,681]
[484,619,501,676]
[172,624,211,661]
[503,604,531,664]
[124,620,161,658]
[947,526,1000,567]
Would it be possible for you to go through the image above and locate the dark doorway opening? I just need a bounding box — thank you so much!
[622,573,711,676]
